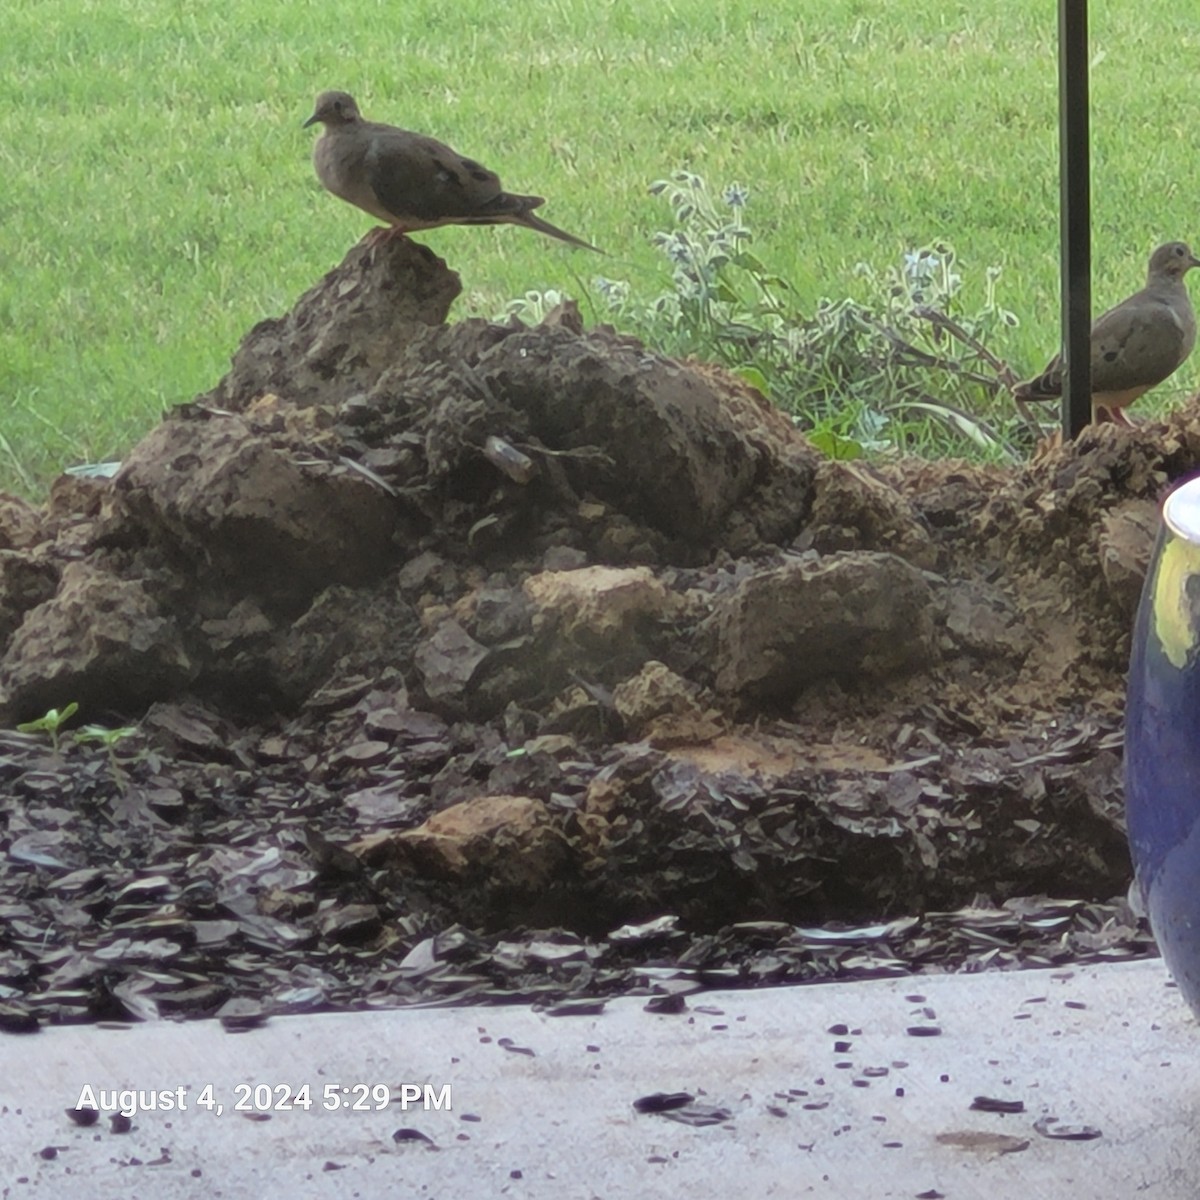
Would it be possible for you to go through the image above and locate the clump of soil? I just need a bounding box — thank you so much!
[0,236,1190,1024]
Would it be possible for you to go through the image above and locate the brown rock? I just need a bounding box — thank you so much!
[47,474,108,524]
[112,414,396,604]
[457,325,817,548]
[0,493,47,550]
[941,581,1031,661]
[612,660,700,723]
[1098,498,1159,617]
[612,661,721,743]
[803,460,938,570]
[198,598,274,651]
[0,550,59,646]
[396,795,565,889]
[202,236,461,412]
[263,584,415,708]
[524,566,679,645]
[714,552,936,699]
[476,329,758,542]
[0,561,193,720]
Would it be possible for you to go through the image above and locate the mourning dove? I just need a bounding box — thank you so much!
[1012,241,1200,424]
[1013,241,1200,425]
[303,90,599,252]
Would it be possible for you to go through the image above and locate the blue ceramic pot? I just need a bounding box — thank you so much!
[1126,477,1200,1015]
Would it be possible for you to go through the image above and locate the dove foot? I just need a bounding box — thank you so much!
[359,225,410,265]
[1096,406,1136,427]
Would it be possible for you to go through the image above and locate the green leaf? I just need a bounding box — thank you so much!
[732,252,767,273]
[735,366,770,395]
[808,429,865,461]
[17,701,79,734]
[74,724,136,748]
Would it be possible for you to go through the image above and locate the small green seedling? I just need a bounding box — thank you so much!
[17,702,80,755]
[74,724,138,790]
[74,724,136,752]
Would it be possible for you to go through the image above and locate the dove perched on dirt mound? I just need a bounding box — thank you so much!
[303,90,599,252]
[1013,241,1200,424]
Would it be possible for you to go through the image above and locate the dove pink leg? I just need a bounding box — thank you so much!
[364,225,409,248]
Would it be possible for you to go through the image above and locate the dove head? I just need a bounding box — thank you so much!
[1148,242,1200,282]
[304,91,362,129]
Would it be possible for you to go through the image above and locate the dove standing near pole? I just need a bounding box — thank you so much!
[303,91,600,252]
[1014,242,1200,425]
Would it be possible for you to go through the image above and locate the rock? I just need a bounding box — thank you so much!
[394,795,565,889]
[714,552,936,699]
[0,550,59,646]
[414,618,490,705]
[612,661,701,724]
[373,322,819,553]
[112,414,396,608]
[537,684,613,738]
[1098,498,1159,617]
[470,585,533,643]
[198,597,274,651]
[681,359,819,552]
[464,327,764,543]
[202,237,461,411]
[396,551,448,595]
[45,476,110,556]
[612,661,722,743]
[802,460,938,570]
[258,584,415,710]
[941,581,1031,661]
[524,566,679,647]
[542,545,589,571]
[465,566,686,714]
[0,493,47,550]
[0,561,193,721]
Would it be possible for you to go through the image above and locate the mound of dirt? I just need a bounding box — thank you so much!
[2,237,1194,1023]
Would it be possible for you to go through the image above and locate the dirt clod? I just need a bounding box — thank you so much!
[714,552,936,699]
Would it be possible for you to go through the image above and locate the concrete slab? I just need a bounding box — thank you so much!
[2,959,1195,1199]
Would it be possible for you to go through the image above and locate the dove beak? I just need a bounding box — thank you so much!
[1190,253,1200,269]
[303,113,319,129]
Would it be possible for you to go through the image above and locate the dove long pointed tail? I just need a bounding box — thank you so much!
[511,210,603,253]
[1012,372,1061,401]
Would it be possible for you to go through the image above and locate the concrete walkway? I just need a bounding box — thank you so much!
[2,958,1195,1199]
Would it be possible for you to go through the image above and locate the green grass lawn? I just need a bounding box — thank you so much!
[4,0,1200,493]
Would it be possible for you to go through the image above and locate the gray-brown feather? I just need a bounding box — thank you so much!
[1013,241,1199,404]
[306,90,598,249]
[362,124,536,226]
[1090,300,1191,391]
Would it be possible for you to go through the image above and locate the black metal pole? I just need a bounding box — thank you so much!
[1059,0,1092,438]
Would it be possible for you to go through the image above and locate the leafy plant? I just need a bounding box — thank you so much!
[74,723,139,791]
[74,724,137,751]
[501,288,571,325]
[17,702,79,755]
[586,170,1033,460]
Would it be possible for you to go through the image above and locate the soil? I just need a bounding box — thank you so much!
[3,235,1193,1026]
